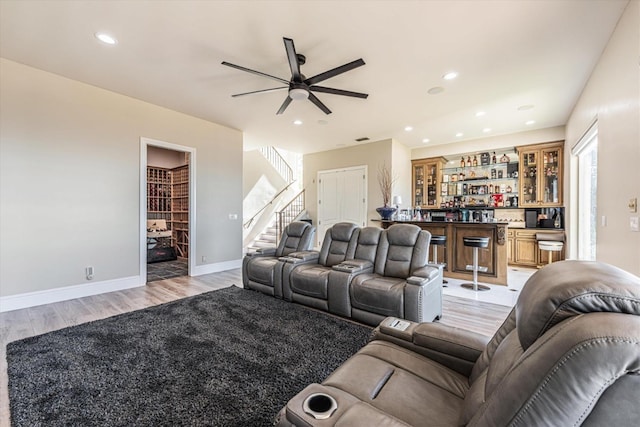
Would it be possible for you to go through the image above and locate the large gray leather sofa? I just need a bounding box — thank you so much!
[244,222,443,326]
[275,260,640,426]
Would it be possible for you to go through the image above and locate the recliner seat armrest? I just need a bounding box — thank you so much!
[410,266,440,280]
[332,259,373,273]
[287,251,320,262]
[372,317,489,377]
[412,322,489,363]
[250,247,277,257]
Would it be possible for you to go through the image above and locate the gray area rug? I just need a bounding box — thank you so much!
[7,286,372,426]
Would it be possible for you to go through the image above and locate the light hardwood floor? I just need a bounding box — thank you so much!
[0,268,511,427]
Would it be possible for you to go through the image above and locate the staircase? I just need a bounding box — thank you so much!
[244,146,305,254]
[246,222,278,254]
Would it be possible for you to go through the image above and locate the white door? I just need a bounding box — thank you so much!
[317,166,367,247]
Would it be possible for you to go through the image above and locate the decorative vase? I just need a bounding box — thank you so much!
[376,206,397,220]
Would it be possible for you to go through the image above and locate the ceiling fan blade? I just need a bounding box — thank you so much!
[308,92,332,115]
[221,61,289,85]
[304,59,365,86]
[276,96,293,115]
[231,87,288,97]
[309,85,369,99]
[283,38,302,82]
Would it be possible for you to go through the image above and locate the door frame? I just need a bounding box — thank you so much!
[140,137,196,283]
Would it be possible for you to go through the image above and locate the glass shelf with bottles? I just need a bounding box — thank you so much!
[440,182,519,209]
[443,153,519,184]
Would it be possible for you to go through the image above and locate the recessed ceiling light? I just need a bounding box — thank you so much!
[427,86,444,95]
[95,32,117,45]
[525,120,536,125]
[293,120,303,125]
[476,111,486,117]
[404,126,413,132]
[455,132,464,137]
[518,104,535,111]
[483,128,492,133]
[422,138,430,143]
[443,71,458,80]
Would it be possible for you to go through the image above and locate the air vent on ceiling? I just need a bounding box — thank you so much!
[355,137,370,142]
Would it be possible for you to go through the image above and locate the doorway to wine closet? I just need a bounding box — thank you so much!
[140,138,195,284]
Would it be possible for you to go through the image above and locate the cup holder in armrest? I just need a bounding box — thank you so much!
[302,393,338,420]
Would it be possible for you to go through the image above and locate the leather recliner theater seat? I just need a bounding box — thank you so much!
[276,260,640,426]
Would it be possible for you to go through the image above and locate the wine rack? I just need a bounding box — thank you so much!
[147,165,189,259]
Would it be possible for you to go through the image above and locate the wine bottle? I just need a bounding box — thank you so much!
[466,156,471,167]
[460,156,465,168]
[472,155,478,167]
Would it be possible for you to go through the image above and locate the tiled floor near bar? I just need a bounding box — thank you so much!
[443,266,537,307]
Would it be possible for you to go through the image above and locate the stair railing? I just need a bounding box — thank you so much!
[259,146,293,184]
[276,190,305,244]
[243,181,297,229]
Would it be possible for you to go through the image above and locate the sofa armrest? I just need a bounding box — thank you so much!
[412,322,489,363]
[250,247,276,257]
[332,259,374,273]
[280,251,320,264]
[289,251,320,262]
[372,317,489,377]
[407,265,440,285]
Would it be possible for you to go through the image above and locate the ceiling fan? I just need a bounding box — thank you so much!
[222,37,368,115]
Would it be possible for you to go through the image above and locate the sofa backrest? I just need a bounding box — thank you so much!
[276,221,316,257]
[462,261,640,426]
[317,222,360,266]
[353,227,383,263]
[374,224,430,278]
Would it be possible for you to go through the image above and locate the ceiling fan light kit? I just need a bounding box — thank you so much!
[222,37,368,115]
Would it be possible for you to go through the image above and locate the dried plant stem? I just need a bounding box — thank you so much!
[377,163,396,207]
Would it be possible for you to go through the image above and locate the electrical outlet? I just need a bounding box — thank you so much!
[228,213,238,220]
[85,266,94,280]
[631,216,639,232]
[201,256,206,263]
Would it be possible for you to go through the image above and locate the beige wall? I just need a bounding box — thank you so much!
[0,58,243,297]
[411,126,565,160]
[304,139,411,226]
[565,0,640,275]
[392,139,412,211]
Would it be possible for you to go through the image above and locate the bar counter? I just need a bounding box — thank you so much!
[378,220,509,286]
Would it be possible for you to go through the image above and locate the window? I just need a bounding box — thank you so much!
[572,123,598,260]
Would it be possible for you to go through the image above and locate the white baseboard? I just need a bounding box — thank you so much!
[0,275,144,313]
[192,258,242,276]
[0,259,243,313]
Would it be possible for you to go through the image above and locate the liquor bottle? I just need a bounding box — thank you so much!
[553,210,561,228]
[492,152,497,164]
[466,156,471,167]
[460,156,465,168]
[489,183,494,194]
[472,155,478,167]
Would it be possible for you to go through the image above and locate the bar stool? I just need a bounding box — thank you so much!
[536,232,564,267]
[461,236,490,291]
[430,235,448,286]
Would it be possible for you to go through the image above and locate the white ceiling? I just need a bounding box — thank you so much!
[0,0,629,154]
